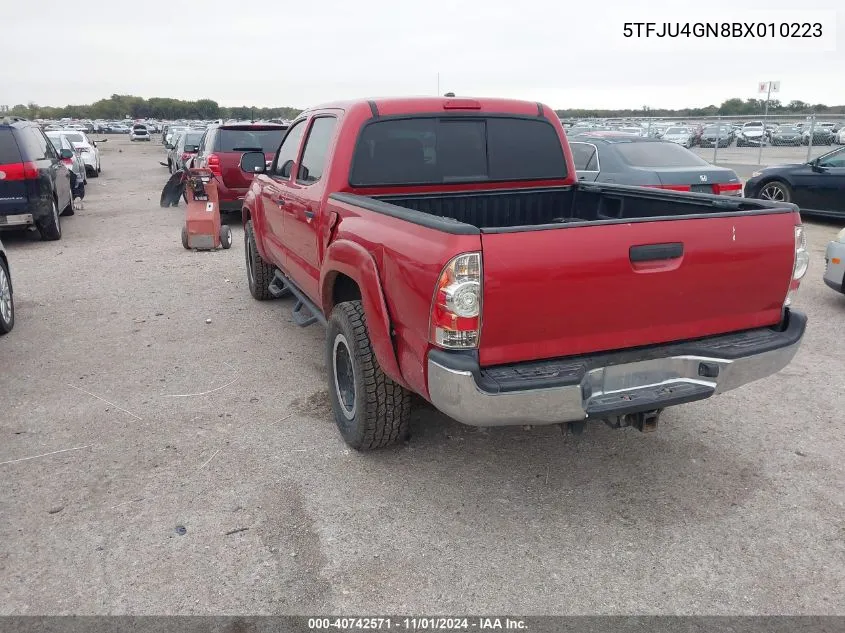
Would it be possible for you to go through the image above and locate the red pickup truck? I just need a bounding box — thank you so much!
[238,97,808,450]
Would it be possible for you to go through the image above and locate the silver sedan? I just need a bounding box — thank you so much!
[824,229,845,294]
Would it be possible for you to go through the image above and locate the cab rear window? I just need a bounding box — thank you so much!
[0,130,22,164]
[350,116,567,186]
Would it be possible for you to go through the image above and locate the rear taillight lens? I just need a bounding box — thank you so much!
[61,158,73,166]
[644,184,691,192]
[785,225,809,306]
[207,153,221,176]
[430,252,482,349]
[715,182,743,196]
[0,162,38,180]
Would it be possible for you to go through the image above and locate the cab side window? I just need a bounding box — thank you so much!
[274,120,307,179]
[297,117,337,184]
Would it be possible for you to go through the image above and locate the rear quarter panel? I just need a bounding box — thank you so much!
[321,197,480,396]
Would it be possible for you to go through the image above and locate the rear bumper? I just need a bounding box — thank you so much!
[216,183,248,211]
[0,213,34,228]
[824,241,845,293]
[426,310,806,427]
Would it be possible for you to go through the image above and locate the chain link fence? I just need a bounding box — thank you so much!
[565,113,845,179]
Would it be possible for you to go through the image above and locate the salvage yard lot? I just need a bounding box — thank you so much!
[0,136,843,615]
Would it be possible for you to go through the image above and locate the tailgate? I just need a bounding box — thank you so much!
[215,126,286,189]
[0,130,29,215]
[478,212,797,366]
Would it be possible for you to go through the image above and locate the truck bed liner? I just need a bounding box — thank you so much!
[372,183,788,230]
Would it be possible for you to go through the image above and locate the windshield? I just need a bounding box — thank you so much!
[665,128,688,135]
[744,123,763,128]
[778,127,800,133]
[615,141,709,167]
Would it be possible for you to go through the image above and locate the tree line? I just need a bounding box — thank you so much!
[5,94,301,121]
[5,94,845,122]
[555,98,845,119]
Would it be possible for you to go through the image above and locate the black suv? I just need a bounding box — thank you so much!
[0,117,73,240]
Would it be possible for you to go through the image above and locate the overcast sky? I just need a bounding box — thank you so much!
[2,0,842,111]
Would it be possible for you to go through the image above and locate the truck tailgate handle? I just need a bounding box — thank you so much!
[629,242,684,263]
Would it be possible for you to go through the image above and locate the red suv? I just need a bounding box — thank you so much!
[193,123,289,212]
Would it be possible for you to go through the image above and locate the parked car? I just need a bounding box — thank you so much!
[167,130,204,173]
[163,126,187,148]
[193,122,288,212]
[770,125,803,146]
[45,131,86,198]
[736,121,766,147]
[0,237,13,334]
[802,125,835,146]
[53,129,103,177]
[744,146,845,218]
[108,123,130,134]
[698,125,733,148]
[823,229,845,294]
[130,124,151,142]
[569,134,743,195]
[236,96,807,450]
[661,126,694,148]
[0,116,73,239]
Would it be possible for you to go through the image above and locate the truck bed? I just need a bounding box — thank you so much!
[335,183,788,231]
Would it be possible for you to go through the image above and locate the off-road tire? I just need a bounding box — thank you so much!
[39,198,62,241]
[245,220,277,300]
[326,300,411,450]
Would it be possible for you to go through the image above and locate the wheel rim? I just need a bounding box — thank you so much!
[0,266,11,325]
[760,184,785,201]
[245,231,256,285]
[332,334,356,420]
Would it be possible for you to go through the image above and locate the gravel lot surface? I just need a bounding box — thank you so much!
[1,136,843,615]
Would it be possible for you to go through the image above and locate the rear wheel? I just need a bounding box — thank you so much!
[0,257,14,335]
[327,300,411,450]
[758,181,792,203]
[38,198,62,241]
[244,220,278,300]
[181,225,189,249]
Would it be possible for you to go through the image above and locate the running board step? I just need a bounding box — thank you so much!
[269,270,327,328]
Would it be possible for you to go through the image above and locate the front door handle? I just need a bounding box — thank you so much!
[274,198,286,206]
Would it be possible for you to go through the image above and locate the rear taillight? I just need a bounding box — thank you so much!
[0,162,38,180]
[430,252,482,349]
[181,152,191,161]
[785,224,809,307]
[715,182,743,196]
[645,184,691,192]
[61,158,73,166]
[207,153,221,176]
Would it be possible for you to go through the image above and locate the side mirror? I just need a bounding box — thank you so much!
[60,148,74,159]
[240,151,267,174]
[811,160,827,173]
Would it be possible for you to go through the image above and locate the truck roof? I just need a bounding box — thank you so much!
[303,96,550,119]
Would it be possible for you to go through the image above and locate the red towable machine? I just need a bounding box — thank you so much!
[180,168,232,251]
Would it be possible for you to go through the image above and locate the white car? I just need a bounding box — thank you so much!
[130,125,151,141]
[46,131,87,196]
[55,129,103,177]
[737,121,766,147]
[662,126,694,147]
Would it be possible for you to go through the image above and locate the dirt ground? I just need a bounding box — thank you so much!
[0,135,843,615]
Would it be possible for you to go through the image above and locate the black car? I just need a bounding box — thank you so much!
[698,125,732,148]
[770,126,802,146]
[0,237,13,334]
[569,133,742,195]
[744,146,845,218]
[0,117,73,240]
